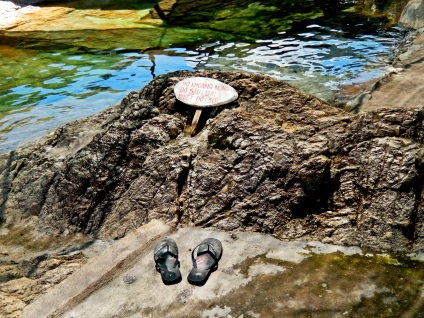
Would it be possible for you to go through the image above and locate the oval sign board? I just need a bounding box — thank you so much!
[174,77,238,108]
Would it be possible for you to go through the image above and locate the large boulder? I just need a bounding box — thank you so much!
[1,71,424,253]
[400,0,424,29]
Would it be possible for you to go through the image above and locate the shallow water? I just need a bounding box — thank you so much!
[0,0,404,152]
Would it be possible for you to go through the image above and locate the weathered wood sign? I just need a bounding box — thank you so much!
[174,77,238,107]
[174,77,238,134]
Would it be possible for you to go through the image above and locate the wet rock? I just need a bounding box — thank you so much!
[1,70,424,253]
[360,30,424,112]
[0,253,87,318]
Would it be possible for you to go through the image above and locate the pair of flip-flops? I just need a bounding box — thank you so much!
[153,237,222,285]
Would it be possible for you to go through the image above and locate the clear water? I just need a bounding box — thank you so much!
[188,27,401,96]
[0,3,403,153]
[0,46,194,151]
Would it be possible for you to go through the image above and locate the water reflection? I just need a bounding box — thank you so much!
[189,25,401,100]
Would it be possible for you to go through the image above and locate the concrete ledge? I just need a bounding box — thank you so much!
[23,220,170,318]
[20,224,424,318]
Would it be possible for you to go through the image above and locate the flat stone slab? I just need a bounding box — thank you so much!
[0,0,162,32]
[22,220,424,318]
[174,77,238,107]
[23,220,170,318]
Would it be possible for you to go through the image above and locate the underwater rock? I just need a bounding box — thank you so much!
[152,0,325,37]
[1,70,424,253]
[360,0,424,29]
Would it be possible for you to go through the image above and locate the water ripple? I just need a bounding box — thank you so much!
[0,21,403,152]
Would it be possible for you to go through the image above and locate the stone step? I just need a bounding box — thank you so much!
[23,219,170,318]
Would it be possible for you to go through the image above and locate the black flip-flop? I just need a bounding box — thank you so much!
[187,238,223,285]
[153,238,181,284]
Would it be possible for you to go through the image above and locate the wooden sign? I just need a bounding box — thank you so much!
[174,77,238,135]
[174,77,238,107]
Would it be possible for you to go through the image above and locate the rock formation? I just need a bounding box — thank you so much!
[1,71,424,254]
[400,0,424,29]
[358,0,410,25]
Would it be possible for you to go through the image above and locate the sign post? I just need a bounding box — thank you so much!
[191,108,203,129]
[174,77,238,134]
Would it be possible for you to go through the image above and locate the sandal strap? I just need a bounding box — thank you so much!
[191,242,218,270]
[154,243,180,268]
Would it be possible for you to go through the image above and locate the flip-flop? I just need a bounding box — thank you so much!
[187,238,223,285]
[153,238,181,284]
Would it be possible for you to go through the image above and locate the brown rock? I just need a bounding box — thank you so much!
[150,0,177,20]
[0,253,87,318]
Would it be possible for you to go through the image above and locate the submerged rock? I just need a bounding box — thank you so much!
[1,71,424,253]
[360,0,424,29]
[154,0,325,37]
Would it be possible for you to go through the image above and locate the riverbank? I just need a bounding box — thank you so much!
[336,27,424,112]
[359,27,424,111]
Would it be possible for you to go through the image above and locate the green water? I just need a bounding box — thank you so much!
[0,0,403,152]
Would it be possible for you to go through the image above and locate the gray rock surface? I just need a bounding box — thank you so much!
[22,220,424,318]
[400,0,424,28]
[1,70,424,254]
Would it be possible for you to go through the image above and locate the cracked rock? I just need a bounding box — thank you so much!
[1,70,424,253]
